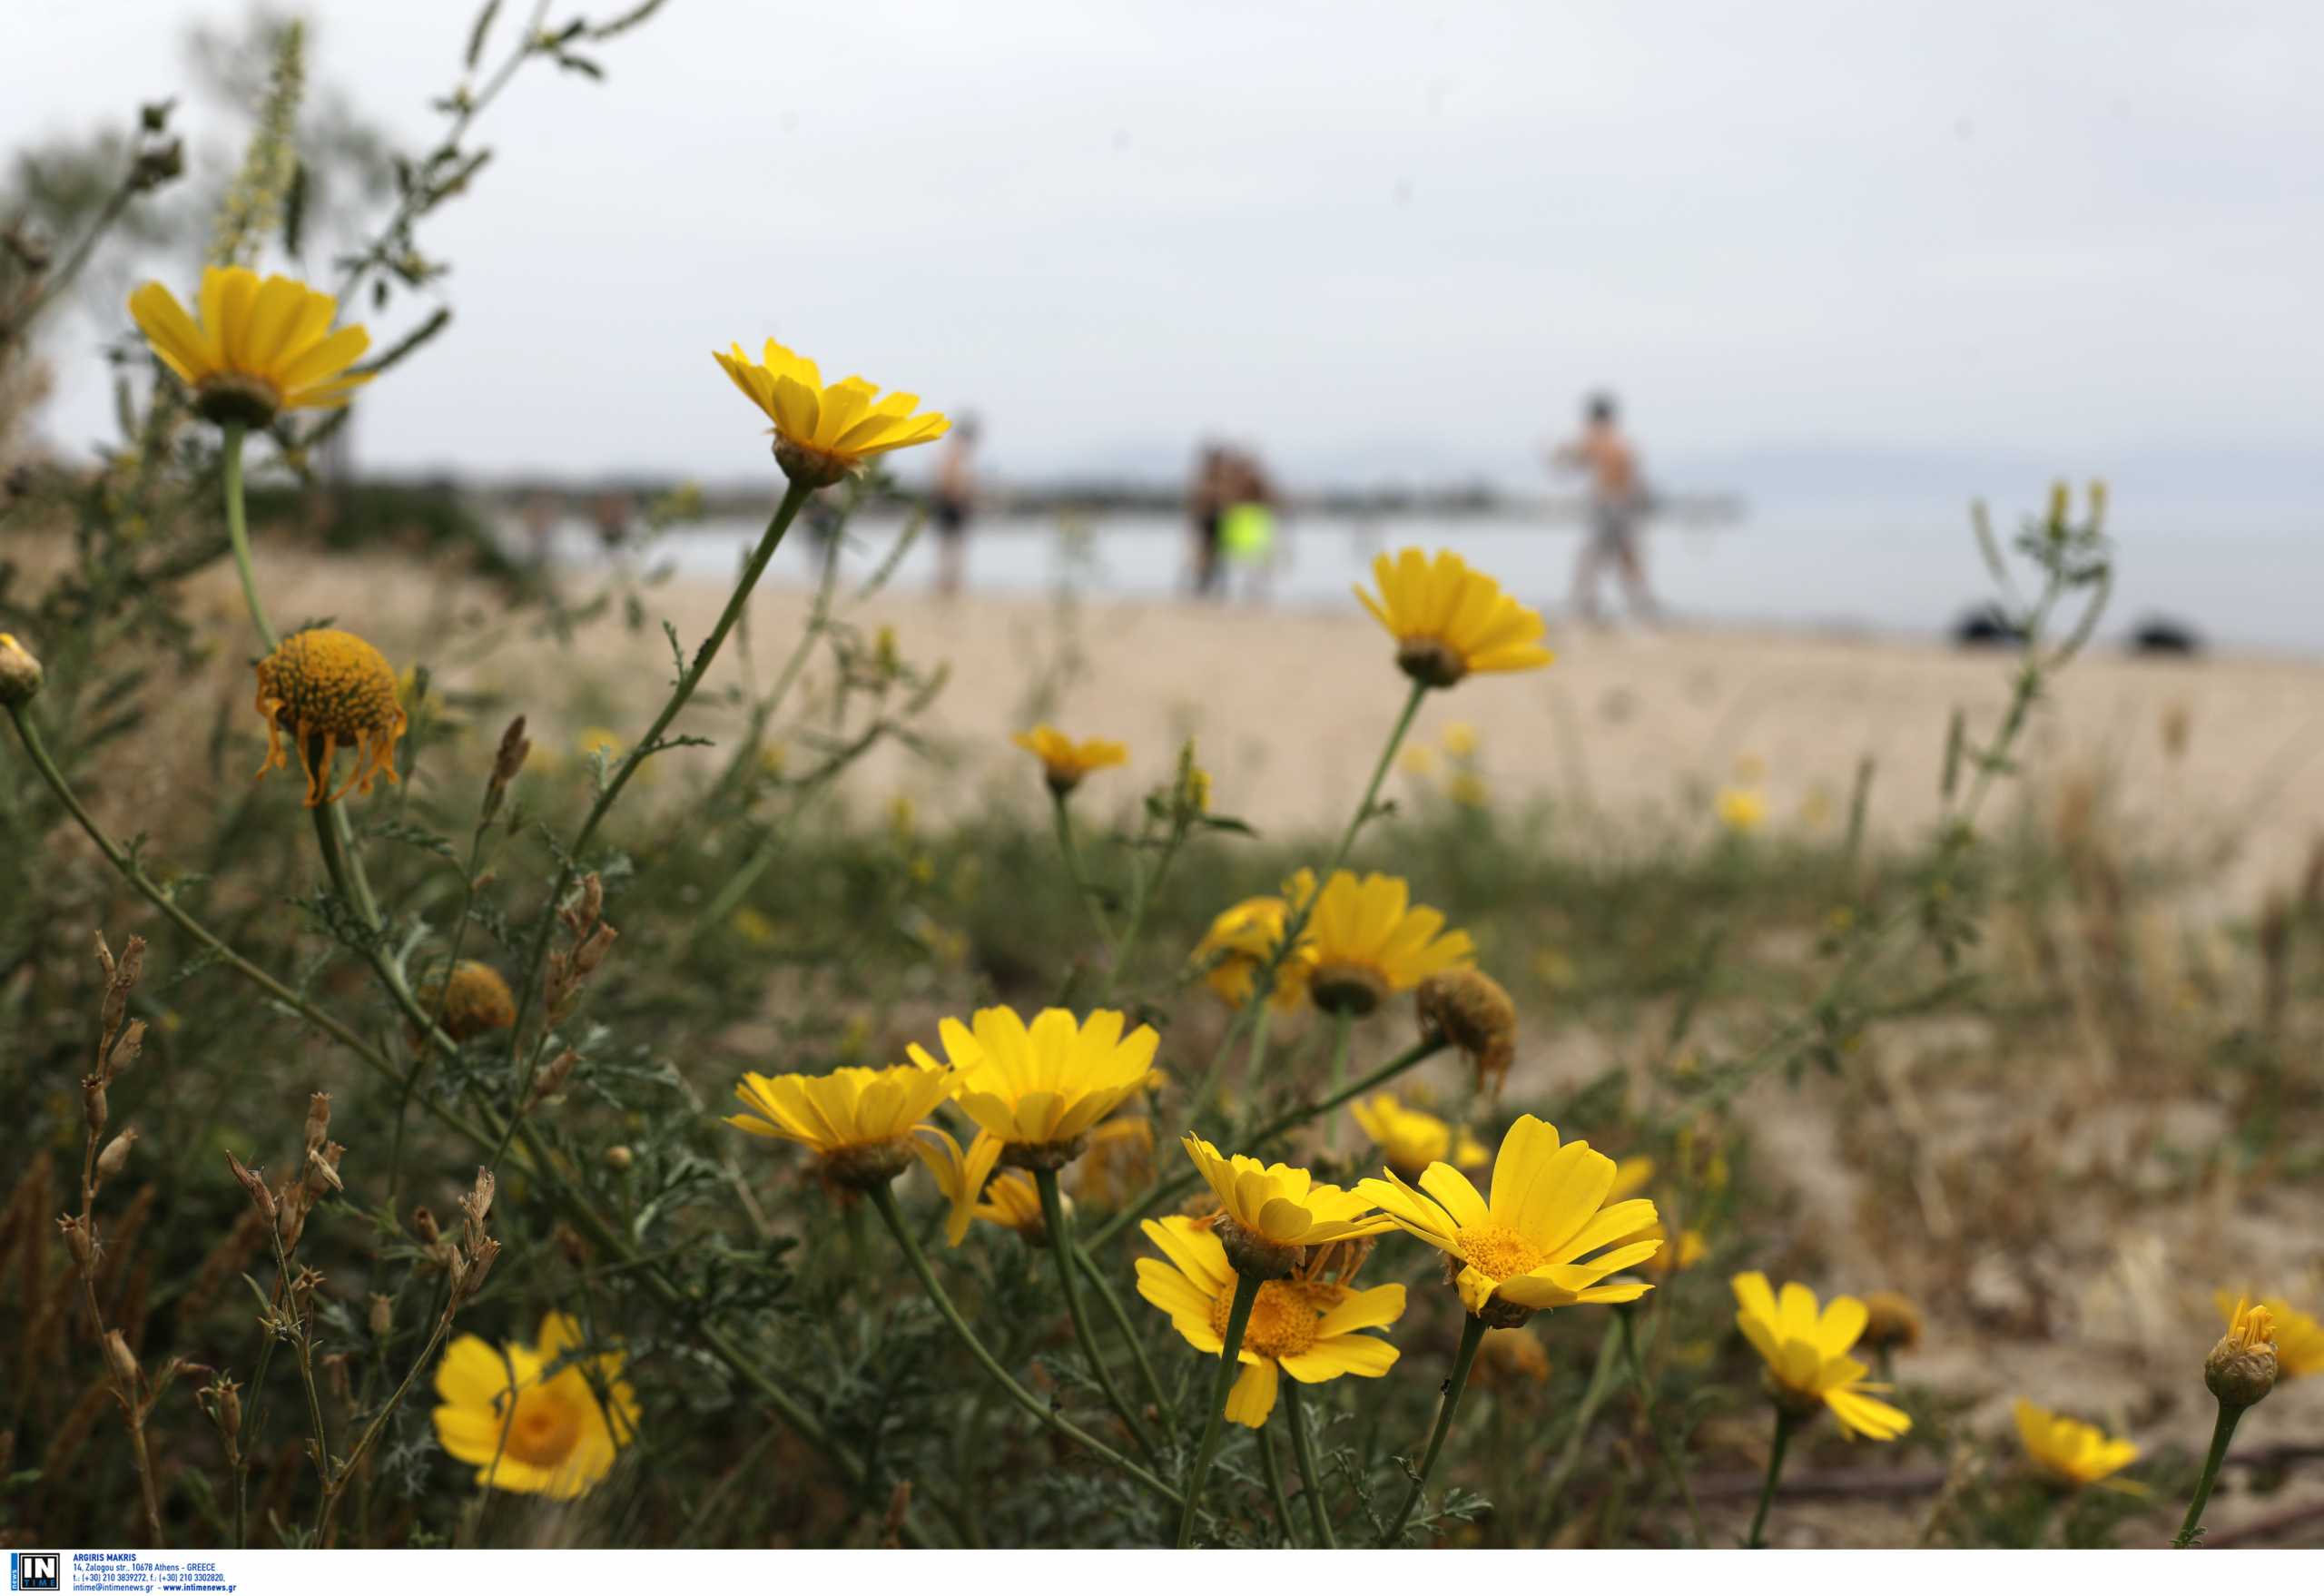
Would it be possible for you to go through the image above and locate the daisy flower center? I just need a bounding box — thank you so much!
[501,1388,585,1467]
[1212,1281,1319,1361]
[1456,1223,1548,1281]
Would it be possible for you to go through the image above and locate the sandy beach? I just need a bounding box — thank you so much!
[181,548,2324,913]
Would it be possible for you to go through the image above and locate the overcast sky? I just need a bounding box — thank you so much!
[9,0,2321,490]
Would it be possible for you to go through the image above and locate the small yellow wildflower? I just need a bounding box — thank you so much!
[577,726,624,762]
[1011,724,1128,795]
[1348,1092,1486,1180]
[713,337,948,485]
[910,1006,1158,1170]
[731,906,777,947]
[912,1126,1004,1246]
[1360,1115,1659,1325]
[2014,1398,2141,1491]
[1190,893,1313,1010]
[431,1312,637,1500]
[1136,1215,1403,1425]
[129,266,372,427]
[1730,1272,1911,1440]
[1716,785,1768,834]
[1398,746,1438,776]
[1442,722,1479,758]
[252,627,408,806]
[419,961,516,1041]
[726,1060,957,1188]
[2216,1291,2324,1380]
[1355,547,1553,687]
[1302,869,1473,1016]
[1179,1136,1392,1277]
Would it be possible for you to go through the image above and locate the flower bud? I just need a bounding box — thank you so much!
[95,1128,140,1184]
[103,1329,142,1391]
[604,1145,635,1171]
[57,1214,95,1273]
[410,1206,441,1246]
[0,633,43,706]
[2207,1298,2280,1410]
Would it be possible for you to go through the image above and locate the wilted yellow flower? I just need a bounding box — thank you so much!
[1360,1115,1659,1324]
[1355,547,1553,687]
[1136,1215,1403,1426]
[2216,1292,2324,1380]
[1180,1136,1391,1277]
[1716,786,1768,834]
[431,1312,637,1500]
[1011,724,1128,794]
[1303,870,1473,1016]
[1190,893,1313,1010]
[1474,1325,1551,1389]
[252,627,408,806]
[713,337,948,485]
[1348,1092,1485,1180]
[727,1061,957,1187]
[1415,968,1517,1097]
[911,1006,1158,1168]
[1861,1291,1923,1353]
[2014,1399,2141,1491]
[1730,1272,1911,1440]
[419,961,516,1041]
[129,266,372,427]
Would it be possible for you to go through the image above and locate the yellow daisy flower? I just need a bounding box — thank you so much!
[1010,724,1128,795]
[2207,1296,2280,1408]
[912,1126,1005,1246]
[909,1006,1158,1169]
[727,1060,957,1188]
[714,337,948,485]
[1073,1115,1157,1210]
[1189,892,1313,1010]
[1354,547,1553,688]
[1861,1291,1923,1354]
[418,961,517,1041]
[129,266,372,427]
[1730,1272,1911,1441]
[2216,1291,2324,1380]
[252,627,409,806]
[1302,870,1473,1017]
[1359,1115,1659,1324]
[1180,1135,1393,1276]
[2014,1398,2141,1491]
[431,1312,637,1500]
[1716,785,1768,834]
[977,1173,1054,1241]
[1347,1092,1487,1180]
[1136,1215,1404,1426]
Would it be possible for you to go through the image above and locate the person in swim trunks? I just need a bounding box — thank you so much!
[931,414,980,596]
[1551,391,1660,625]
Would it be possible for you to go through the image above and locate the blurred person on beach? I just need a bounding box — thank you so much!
[591,488,633,562]
[931,413,980,596]
[1218,447,1284,604]
[520,488,559,568]
[1188,441,1230,598]
[1551,391,1660,625]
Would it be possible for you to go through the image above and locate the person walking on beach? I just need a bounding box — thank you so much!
[931,414,980,596]
[1188,442,1230,598]
[1551,391,1659,624]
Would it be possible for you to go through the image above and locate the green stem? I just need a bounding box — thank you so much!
[1079,1241,1174,1429]
[1258,1413,1298,1546]
[1619,1305,1708,1548]
[317,1305,451,1546]
[1324,677,1428,878]
[1746,1408,1800,1550]
[866,1183,1179,1508]
[1034,1168,1153,1456]
[1383,1310,1487,1543]
[1322,1009,1353,1153]
[1177,1268,1262,1547]
[497,479,814,1143]
[2171,1401,2245,1549]
[221,422,278,652]
[1050,792,1117,951]
[1283,1376,1334,1548]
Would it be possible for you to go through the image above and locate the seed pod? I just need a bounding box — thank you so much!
[103,1330,141,1391]
[302,1092,331,1159]
[225,1152,277,1225]
[95,1128,140,1183]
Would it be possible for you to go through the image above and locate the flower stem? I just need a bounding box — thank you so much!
[2171,1401,2244,1548]
[1035,1167,1154,1457]
[1324,677,1428,878]
[221,421,280,653]
[1258,1413,1298,1546]
[1747,1408,1801,1549]
[1283,1376,1335,1548]
[1177,1268,1262,1547]
[1322,1009,1353,1152]
[1049,791,1117,951]
[1618,1304,1708,1548]
[866,1182,1180,1509]
[1078,1240,1174,1429]
[1383,1309,1487,1543]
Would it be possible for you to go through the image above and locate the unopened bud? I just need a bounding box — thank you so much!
[484,714,533,820]
[95,1128,140,1183]
[103,1330,141,1391]
[368,1294,392,1339]
[0,633,42,706]
[2207,1298,2280,1410]
[604,1145,634,1171]
[410,1206,440,1246]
